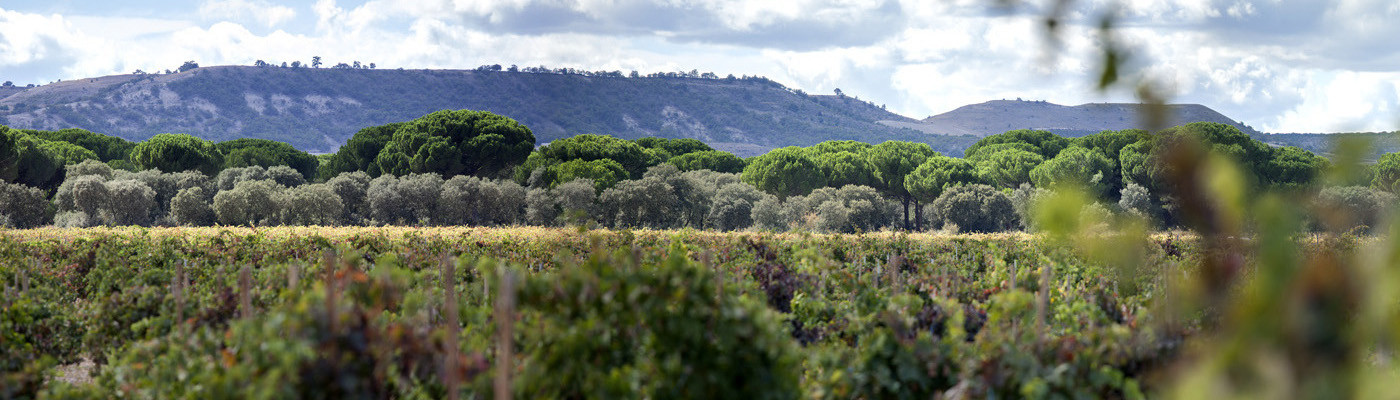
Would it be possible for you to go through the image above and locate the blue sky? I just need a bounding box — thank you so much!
[2,0,1398,133]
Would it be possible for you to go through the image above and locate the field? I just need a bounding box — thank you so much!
[1,226,1216,398]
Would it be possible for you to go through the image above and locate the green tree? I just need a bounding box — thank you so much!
[1373,152,1400,193]
[515,134,652,184]
[37,140,98,165]
[1073,129,1147,194]
[667,150,746,173]
[218,138,319,180]
[634,137,712,156]
[974,149,1044,189]
[130,134,224,176]
[931,184,1017,233]
[964,142,1040,162]
[865,141,937,229]
[813,151,876,188]
[376,110,535,178]
[1031,146,1115,198]
[319,122,405,179]
[24,128,135,162]
[905,156,981,229]
[544,159,627,191]
[965,129,1070,160]
[0,130,65,190]
[1264,146,1328,191]
[741,147,827,199]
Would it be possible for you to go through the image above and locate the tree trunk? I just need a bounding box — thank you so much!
[915,199,923,231]
[902,195,911,231]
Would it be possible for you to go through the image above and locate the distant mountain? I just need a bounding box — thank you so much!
[0,66,1300,159]
[0,66,936,157]
[880,99,1262,137]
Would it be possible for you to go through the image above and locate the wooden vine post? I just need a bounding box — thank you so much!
[440,254,460,400]
[494,265,517,400]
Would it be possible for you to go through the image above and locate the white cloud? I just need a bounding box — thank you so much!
[1269,71,1400,132]
[2,1,1400,133]
[199,0,297,28]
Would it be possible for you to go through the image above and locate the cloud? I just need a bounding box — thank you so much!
[199,0,297,28]
[1269,71,1400,132]
[3,1,1400,133]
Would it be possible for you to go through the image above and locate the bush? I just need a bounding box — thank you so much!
[516,248,800,398]
[276,184,343,226]
[265,165,305,187]
[438,176,524,226]
[325,171,371,224]
[599,177,677,228]
[213,179,282,226]
[66,159,114,180]
[932,184,1017,233]
[0,181,51,228]
[553,178,598,225]
[99,180,156,226]
[706,182,766,231]
[524,188,558,226]
[169,187,216,226]
[1312,186,1396,233]
[366,173,442,225]
[751,195,788,231]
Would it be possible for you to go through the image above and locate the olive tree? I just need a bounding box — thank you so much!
[66,159,114,180]
[553,178,598,225]
[751,196,788,231]
[0,181,51,228]
[931,184,1017,233]
[438,176,525,226]
[706,182,767,231]
[101,180,157,226]
[213,179,282,226]
[599,177,678,229]
[276,184,344,226]
[326,171,371,224]
[524,188,559,226]
[367,173,444,225]
[169,186,216,226]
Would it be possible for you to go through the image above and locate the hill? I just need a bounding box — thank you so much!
[881,99,1263,137]
[1,65,1330,159]
[0,66,937,157]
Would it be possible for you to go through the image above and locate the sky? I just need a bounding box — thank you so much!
[1,0,1398,133]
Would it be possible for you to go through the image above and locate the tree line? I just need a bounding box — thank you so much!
[1,109,1395,233]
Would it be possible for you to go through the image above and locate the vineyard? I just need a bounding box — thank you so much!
[2,225,1396,398]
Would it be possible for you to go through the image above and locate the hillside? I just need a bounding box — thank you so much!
[0,66,934,157]
[0,65,1315,159]
[884,99,1262,137]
